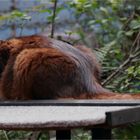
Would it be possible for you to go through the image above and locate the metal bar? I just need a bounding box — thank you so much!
[92,128,112,140]
[56,130,71,140]
[0,99,140,106]
[106,106,140,126]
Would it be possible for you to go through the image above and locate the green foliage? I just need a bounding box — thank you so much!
[69,0,140,92]
[0,131,50,140]
[0,10,31,22]
[72,129,91,140]
[69,1,140,139]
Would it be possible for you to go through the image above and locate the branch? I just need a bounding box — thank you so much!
[102,57,132,86]
[102,29,140,86]
[2,130,9,140]
[122,11,135,30]
[130,29,140,53]
[51,0,58,38]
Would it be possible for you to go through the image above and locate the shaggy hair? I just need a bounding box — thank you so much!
[0,35,139,100]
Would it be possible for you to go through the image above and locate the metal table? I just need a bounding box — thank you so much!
[0,100,140,140]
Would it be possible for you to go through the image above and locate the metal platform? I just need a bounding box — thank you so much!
[0,100,140,140]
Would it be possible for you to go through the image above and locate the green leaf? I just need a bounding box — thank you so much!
[105,40,117,47]
[125,30,134,36]
[100,7,108,15]
[101,19,108,24]
[117,30,125,38]
[88,20,96,25]
[56,7,64,14]
[75,0,87,4]
[84,3,92,8]
[130,20,140,29]
[126,66,135,75]
[39,9,52,13]
[11,10,24,17]
[21,15,31,20]
[120,17,127,21]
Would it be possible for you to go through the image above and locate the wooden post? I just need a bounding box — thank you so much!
[92,128,112,140]
[56,130,71,140]
[11,0,16,37]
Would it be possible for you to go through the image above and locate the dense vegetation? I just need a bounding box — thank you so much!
[0,0,140,139]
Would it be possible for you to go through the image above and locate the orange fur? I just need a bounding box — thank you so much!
[0,35,139,100]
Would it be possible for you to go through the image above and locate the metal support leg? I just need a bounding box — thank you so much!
[92,128,112,140]
[56,130,71,140]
